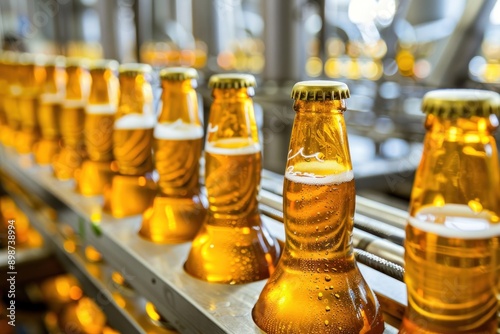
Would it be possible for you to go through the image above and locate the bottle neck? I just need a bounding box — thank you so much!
[207,87,259,146]
[88,69,118,106]
[409,114,500,216]
[158,80,200,124]
[65,67,89,101]
[116,74,153,118]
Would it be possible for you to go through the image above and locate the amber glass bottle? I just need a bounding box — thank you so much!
[140,67,206,243]
[34,56,65,165]
[103,63,156,217]
[184,73,280,284]
[52,58,90,180]
[16,53,46,153]
[75,59,119,196]
[401,89,500,334]
[2,52,21,147]
[253,81,384,333]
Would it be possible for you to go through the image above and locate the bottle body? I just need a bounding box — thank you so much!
[53,62,89,180]
[16,58,45,153]
[185,79,280,284]
[34,60,65,164]
[401,91,500,334]
[253,96,383,333]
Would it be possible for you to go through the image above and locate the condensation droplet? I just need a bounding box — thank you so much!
[326,306,330,312]
[318,292,323,300]
[325,275,331,282]
[325,320,329,326]
[335,293,340,299]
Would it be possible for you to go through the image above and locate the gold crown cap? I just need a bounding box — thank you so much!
[160,67,198,81]
[209,73,256,89]
[291,80,350,101]
[422,89,500,118]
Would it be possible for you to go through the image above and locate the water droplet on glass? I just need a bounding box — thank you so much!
[318,292,323,300]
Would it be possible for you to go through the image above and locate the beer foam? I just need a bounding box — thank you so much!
[86,104,116,115]
[409,204,500,239]
[63,99,86,108]
[285,170,354,185]
[114,114,156,129]
[40,93,64,104]
[205,138,261,155]
[154,120,203,140]
[285,160,354,185]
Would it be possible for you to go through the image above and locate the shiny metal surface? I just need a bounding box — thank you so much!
[0,146,404,333]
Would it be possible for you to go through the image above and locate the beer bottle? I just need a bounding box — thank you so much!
[253,81,384,333]
[53,58,90,180]
[140,67,206,243]
[0,55,9,146]
[103,63,156,217]
[2,52,21,148]
[75,59,119,196]
[184,73,280,284]
[401,89,500,333]
[16,53,46,154]
[34,55,66,165]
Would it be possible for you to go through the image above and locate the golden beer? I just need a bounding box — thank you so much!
[34,56,65,165]
[184,74,280,284]
[2,52,21,147]
[103,64,156,217]
[53,58,90,180]
[140,67,206,243]
[0,57,9,145]
[16,53,45,153]
[253,81,384,333]
[401,89,500,333]
[76,60,119,196]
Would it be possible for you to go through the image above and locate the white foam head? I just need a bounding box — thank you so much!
[86,104,116,115]
[410,204,500,239]
[285,170,354,185]
[114,114,156,129]
[154,120,203,140]
[40,93,64,104]
[205,138,261,155]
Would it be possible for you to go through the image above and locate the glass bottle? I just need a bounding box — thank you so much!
[103,63,156,217]
[184,73,280,284]
[33,55,66,165]
[75,59,119,196]
[53,58,90,180]
[253,81,384,333]
[140,67,206,243]
[401,89,500,334]
[0,56,9,146]
[16,53,46,154]
[2,52,21,148]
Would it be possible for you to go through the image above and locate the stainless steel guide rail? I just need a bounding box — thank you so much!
[0,146,405,333]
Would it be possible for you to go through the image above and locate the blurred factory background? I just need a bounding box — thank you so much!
[1,0,499,206]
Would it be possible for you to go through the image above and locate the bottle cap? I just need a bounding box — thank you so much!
[160,67,198,81]
[209,73,256,89]
[422,89,500,118]
[89,59,119,71]
[45,55,66,67]
[18,53,47,66]
[65,57,89,68]
[119,63,152,76]
[291,80,350,101]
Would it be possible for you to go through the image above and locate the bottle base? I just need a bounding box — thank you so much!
[139,195,206,243]
[184,221,280,284]
[15,130,38,154]
[75,160,115,196]
[33,138,60,165]
[53,146,85,180]
[103,173,156,218]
